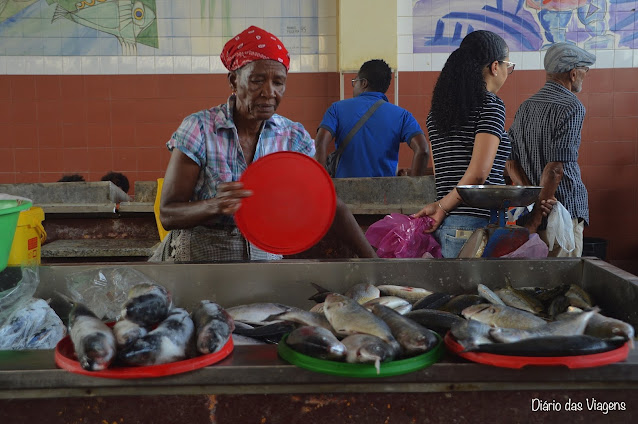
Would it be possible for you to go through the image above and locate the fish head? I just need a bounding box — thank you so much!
[80,333,115,371]
[132,1,156,30]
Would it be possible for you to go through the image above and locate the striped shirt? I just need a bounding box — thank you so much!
[508,81,588,225]
[167,95,315,226]
[427,91,510,219]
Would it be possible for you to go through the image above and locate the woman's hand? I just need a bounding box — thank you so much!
[412,202,447,233]
[214,182,253,215]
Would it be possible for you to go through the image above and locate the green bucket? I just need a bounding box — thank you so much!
[0,199,33,273]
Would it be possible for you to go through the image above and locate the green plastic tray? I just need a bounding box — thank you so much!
[0,200,32,273]
[277,333,444,378]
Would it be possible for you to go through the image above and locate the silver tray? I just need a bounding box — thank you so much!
[456,185,542,209]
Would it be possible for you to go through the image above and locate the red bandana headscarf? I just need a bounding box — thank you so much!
[221,26,290,72]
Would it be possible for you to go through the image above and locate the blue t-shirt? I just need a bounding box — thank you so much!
[318,92,424,178]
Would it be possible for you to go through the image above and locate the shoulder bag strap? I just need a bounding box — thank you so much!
[333,98,385,157]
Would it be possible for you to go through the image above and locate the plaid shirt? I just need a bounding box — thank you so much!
[167,95,315,225]
[508,81,589,225]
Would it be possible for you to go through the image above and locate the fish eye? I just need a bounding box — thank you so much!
[134,8,144,20]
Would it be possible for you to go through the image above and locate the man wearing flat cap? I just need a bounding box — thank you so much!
[506,42,596,257]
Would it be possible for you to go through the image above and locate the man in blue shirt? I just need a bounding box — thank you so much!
[315,59,429,178]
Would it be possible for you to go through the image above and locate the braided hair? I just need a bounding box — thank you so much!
[430,31,508,137]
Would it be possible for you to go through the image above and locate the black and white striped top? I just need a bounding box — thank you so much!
[508,81,589,225]
[427,91,510,219]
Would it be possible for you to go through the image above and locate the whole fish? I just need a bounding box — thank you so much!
[68,302,116,371]
[371,304,438,356]
[477,284,505,305]
[363,296,412,315]
[112,319,147,348]
[467,335,625,356]
[345,283,381,304]
[517,283,571,304]
[323,293,397,346]
[119,308,194,366]
[412,293,454,311]
[226,303,292,326]
[191,300,235,355]
[377,285,433,304]
[495,286,544,314]
[286,326,347,360]
[462,304,547,330]
[267,308,334,333]
[341,334,397,374]
[439,294,485,315]
[405,309,465,335]
[489,308,598,343]
[121,283,172,327]
[450,319,494,351]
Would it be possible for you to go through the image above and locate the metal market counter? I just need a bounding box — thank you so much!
[1,258,637,423]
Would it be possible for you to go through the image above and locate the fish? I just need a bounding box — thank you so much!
[467,335,626,356]
[405,309,465,335]
[450,319,494,351]
[565,284,593,309]
[371,304,438,356]
[286,326,347,361]
[232,334,267,345]
[341,334,397,374]
[191,300,235,355]
[412,293,454,311]
[517,283,571,304]
[489,308,598,343]
[495,280,544,315]
[112,319,147,348]
[376,285,433,304]
[462,304,547,330]
[439,294,485,315]
[344,283,380,304]
[363,296,412,315]
[307,282,332,303]
[323,293,397,346]
[547,295,571,318]
[226,303,292,326]
[232,322,295,344]
[68,301,116,371]
[267,308,334,333]
[50,0,157,55]
[477,284,505,305]
[583,312,635,346]
[119,308,194,366]
[121,283,172,328]
[309,303,325,314]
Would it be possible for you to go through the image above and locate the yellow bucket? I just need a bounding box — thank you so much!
[8,206,46,266]
[154,178,169,241]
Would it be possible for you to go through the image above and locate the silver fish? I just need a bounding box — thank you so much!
[489,308,598,343]
[267,308,334,333]
[477,284,505,305]
[341,334,397,374]
[226,303,292,326]
[371,304,438,356]
[112,319,147,348]
[495,287,544,314]
[286,326,346,360]
[121,283,172,327]
[462,304,547,330]
[323,293,397,345]
[363,296,412,315]
[119,308,194,366]
[191,300,235,355]
[376,285,433,304]
[344,283,380,304]
[450,319,494,351]
[68,302,116,371]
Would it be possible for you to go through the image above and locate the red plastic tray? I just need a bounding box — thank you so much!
[235,151,336,255]
[55,331,234,379]
[444,332,629,369]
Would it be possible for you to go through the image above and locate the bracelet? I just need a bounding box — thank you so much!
[438,202,450,216]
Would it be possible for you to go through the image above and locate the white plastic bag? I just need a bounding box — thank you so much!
[545,201,575,252]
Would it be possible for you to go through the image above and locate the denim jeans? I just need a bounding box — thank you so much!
[435,215,489,258]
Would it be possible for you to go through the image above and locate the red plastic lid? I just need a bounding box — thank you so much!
[235,151,337,255]
[444,332,629,369]
[54,329,234,379]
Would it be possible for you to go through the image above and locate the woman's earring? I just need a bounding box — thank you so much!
[495,73,498,77]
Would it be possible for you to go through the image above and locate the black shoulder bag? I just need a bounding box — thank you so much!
[325,99,384,177]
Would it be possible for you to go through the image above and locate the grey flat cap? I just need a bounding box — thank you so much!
[544,42,596,73]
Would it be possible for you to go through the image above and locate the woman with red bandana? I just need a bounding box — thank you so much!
[151,26,376,262]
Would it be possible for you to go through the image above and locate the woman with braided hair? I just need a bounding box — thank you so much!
[413,30,514,258]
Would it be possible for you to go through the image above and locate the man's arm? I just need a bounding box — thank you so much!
[314,127,334,167]
[524,161,563,232]
[408,134,430,176]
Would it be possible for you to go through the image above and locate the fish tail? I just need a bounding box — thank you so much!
[51,4,69,23]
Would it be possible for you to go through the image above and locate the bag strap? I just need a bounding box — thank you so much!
[334,98,385,158]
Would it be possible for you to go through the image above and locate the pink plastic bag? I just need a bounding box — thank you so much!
[499,233,549,258]
[365,213,442,258]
